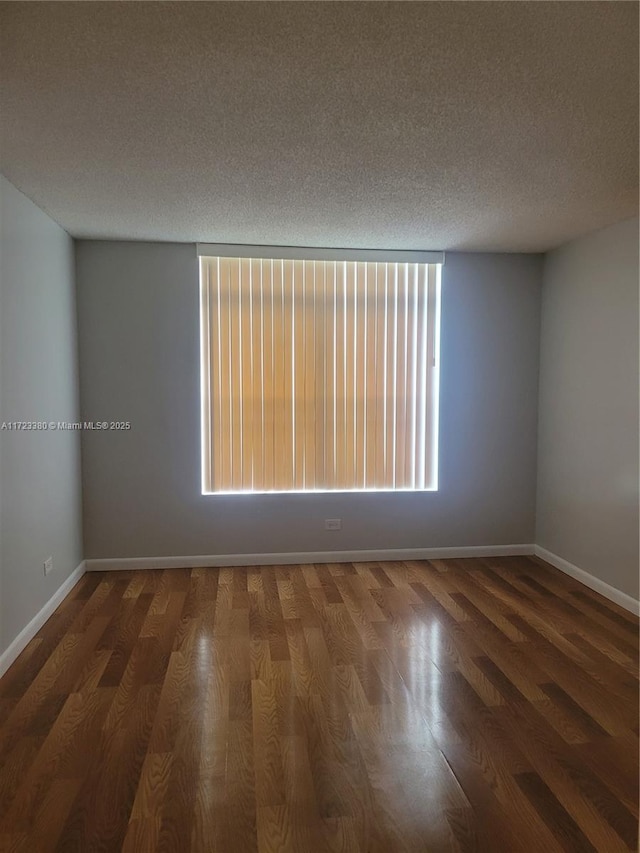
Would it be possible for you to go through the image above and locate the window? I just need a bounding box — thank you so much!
[199,245,442,494]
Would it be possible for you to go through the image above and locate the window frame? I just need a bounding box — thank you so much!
[198,244,443,496]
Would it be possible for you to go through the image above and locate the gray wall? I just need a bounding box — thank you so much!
[76,242,542,559]
[537,218,639,600]
[0,176,83,654]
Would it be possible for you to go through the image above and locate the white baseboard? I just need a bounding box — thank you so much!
[0,561,86,678]
[85,544,535,573]
[534,546,639,616]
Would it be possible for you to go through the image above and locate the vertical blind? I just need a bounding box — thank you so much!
[200,256,440,493]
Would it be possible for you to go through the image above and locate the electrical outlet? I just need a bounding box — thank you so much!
[44,556,53,576]
[324,518,342,531]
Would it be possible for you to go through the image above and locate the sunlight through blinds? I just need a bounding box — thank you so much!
[200,256,440,493]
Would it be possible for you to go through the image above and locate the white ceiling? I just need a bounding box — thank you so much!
[0,1,637,252]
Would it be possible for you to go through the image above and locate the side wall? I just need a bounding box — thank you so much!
[537,217,639,601]
[76,242,542,560]
[0,176,83,658]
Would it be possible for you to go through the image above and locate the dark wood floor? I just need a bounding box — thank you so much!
[0,557,637,852]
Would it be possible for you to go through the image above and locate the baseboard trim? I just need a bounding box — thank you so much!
[534,546,639,616]
[85,544,535,573]
[0,561,86,678]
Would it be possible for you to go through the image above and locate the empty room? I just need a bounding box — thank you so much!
[0,2,638,851]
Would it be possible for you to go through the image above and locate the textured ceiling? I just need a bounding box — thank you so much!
[0,1,637,252]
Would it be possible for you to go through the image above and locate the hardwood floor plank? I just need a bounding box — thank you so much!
[495,701,634,851]
[3,687,113,829]
[27,777,85,853]
[0,737,42,820]
[252,677,287,808]
[574,733,640,814]
[257,804,296,853]
[515,771,598,853]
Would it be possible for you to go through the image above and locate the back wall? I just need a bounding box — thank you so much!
[75,242,542,561]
